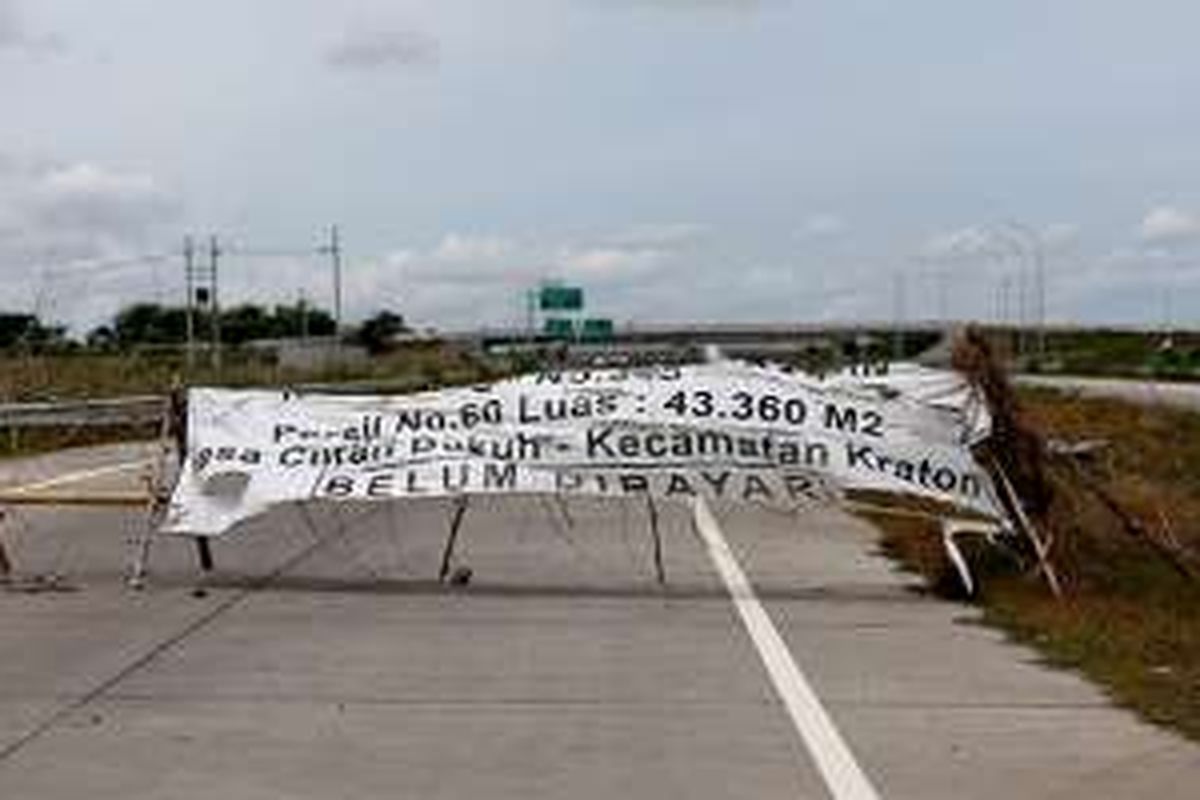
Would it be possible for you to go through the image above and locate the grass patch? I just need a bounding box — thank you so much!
[0,343,511,402]
[980,583,1200,736]
[1033,329,1200,380]
[0,343,514,461]
[866,388,1200,741]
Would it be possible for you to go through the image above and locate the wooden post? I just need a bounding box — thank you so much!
[0,510,12,582]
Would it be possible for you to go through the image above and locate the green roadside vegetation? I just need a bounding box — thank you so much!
[1004,327,1200,380]
[0,341,509,457]
[866,387,1200,741]
[0,300,514,459]
[0,341,505,402]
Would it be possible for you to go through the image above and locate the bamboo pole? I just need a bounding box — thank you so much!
[0,492,151,508]
[993,461,1063,598]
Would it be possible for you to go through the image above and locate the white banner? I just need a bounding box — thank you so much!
[161,362,1004,536]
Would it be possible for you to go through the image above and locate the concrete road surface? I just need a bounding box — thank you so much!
[1,444,1197,799]
[1018,375,1200,412]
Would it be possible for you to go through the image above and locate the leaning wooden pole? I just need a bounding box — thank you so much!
[952,326,1063,598]
[992,458,1063,598]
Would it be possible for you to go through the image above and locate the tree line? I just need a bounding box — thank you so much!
[0,303,408,354]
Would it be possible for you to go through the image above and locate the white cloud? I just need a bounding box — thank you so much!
[920,226,998,260]
[602,222,706,249]
[0,158,181,248]
[383,230,667,288]
[0,156,182,328]
[1040,222,1080,251]
[921,222,1077,261]
[351,224,702,328]
[431,232,514,262]
[797,213,847,239]
[1097,245,1193,275]
[380,248,417,269]
[40,162,157,198]
[0,0,18,46]
[32,162,179,235]
[587,0,765,12]
[1139,205,1200,244]
[1056,246,1200,316]
[325,29,439,71]
[0,0,63,54]
[558,245,664,276]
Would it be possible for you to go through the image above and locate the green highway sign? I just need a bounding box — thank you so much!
[539,285,584,311]
[543,317,576,340]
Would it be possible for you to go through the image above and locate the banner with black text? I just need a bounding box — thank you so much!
[161,362,1003,536]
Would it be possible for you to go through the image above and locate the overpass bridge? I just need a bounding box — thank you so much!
[435,321,1196,369]
[447,322,950,365]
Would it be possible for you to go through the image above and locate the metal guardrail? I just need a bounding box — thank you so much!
[0,383,439,429]
[0,396,166,428]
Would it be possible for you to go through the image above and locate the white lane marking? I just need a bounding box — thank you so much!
[693,496,882,800]
[3,459,152,494]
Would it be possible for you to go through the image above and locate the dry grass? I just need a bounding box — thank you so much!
[0,343,509,402]
[0,344,511,460]
[867,387,1200,741]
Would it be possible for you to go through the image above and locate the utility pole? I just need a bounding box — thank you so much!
[999,275,1012,326]
[1017,266,1028,358]
[184,236,195,373]
[299,292,310,343]
[209,235,221,373]
[1034,239,1046,358]
[183,233,219,375]
[892,270,906,361]
[998,220,1047,361]
[319,225,343,335]
[526,288,537,341]
[937,269,949,324]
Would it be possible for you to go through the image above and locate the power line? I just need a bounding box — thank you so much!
[225,226,346,332]
[39,252,174,279]
[23,227,353,336]
[221,246,320,259]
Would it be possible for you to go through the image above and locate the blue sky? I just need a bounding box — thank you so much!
[1,0,1198,331]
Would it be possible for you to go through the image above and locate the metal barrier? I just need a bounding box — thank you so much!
[0,396,166,429]
[0,395,175,587]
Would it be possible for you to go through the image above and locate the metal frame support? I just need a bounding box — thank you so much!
[646,494,666,586]
[127,517,154,589]
[0,509,12,583]
[438,496,470,583]
[195,536,215,573]
[941,518,1003,597]
[128,393,183,589]
[552,494,574,529]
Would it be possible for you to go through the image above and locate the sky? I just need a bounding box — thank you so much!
[1,0,1199,334]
